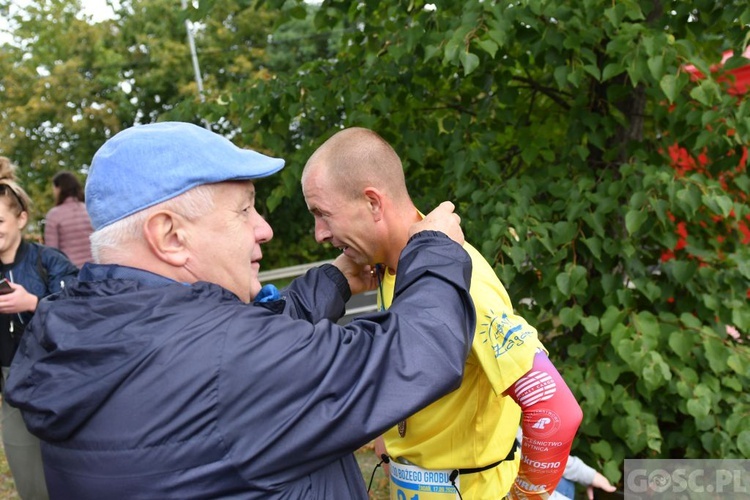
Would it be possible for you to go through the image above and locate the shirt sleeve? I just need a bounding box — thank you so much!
[506,351,583,499]
[562,455,597,485]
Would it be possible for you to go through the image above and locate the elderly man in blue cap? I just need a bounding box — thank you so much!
[5,122,476,499]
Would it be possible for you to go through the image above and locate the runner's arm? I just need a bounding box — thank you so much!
[506,351,583,499]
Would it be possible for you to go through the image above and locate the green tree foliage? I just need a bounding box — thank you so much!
[0,0,287,228]
[0,0,331,255]
[237,0,750,482]
[0,0,120,221]
[0,0,204,222]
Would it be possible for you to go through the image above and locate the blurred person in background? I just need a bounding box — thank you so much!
[0,157,79,500]
[44,171,94,267]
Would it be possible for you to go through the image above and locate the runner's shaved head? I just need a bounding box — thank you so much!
[302,127,410,203]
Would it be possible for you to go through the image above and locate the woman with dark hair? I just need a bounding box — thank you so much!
[44,171,94,266]
[0,158,78,500]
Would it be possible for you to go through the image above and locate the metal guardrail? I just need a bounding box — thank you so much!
[258,259,334,282]
[259,260,379,320]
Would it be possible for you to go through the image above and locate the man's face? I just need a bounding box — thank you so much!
[302,166,380,266]
[184,181,272,303]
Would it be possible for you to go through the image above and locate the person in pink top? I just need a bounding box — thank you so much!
[44,171,94,267]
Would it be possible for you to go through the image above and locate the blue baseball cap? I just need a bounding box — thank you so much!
[86,122,285,230]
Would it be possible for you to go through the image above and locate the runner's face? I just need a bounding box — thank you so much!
[302,166,380,266]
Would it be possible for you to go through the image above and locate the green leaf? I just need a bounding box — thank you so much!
[602,62,623,81]
[620,415,647,453]
[580,381,606,410]
[668,329,695,360]
[676,186,702,216]
[660,74,677,103]
[732,306,750,331]
[704,338,728,374]
[647,55,664,81]
[597,361,624,384]
[582,237,602,260]
[475,39,499,58]
[556,272,572,296]
[554,65,569,89]
[689,85,709,106]
[634,311,660,346]
[424,44,441,62]
[738,430,750,457]
[686,397,711,418]
[583,64,601,80]
[581,316,600,335]
[669,260,698,285]
[567,67,583,87]
[626,57,645,86]
[459,51,480,76]
[727,354,748,377]
[702,193,734,218]
[560,306,583,327]
[444,38,461,62]
[723,376,743,392]
[641,351,672,392]
[487,29,507,47]
[591,441,613,461]
[601,306,625,334]
[625,209,648,235]
[715,195,734,218]
[680,313,702,329]
[551,221,578,245]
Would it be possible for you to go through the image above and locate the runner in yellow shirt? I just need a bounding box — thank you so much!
[302,127,583,499]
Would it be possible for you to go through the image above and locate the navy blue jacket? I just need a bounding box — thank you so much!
[6,232,475,499]
[0,240,79,367]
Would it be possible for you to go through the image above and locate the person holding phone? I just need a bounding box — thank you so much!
[0,157,79,500]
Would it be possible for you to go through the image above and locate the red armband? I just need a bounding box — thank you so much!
[506,351,583,499]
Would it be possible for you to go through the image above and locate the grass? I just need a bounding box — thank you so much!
[0,450,18,500]
[356,441,390,499]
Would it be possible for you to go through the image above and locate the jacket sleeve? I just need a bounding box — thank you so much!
[41,247,79,294]
[218,231,476,487]
[279,264,351,323]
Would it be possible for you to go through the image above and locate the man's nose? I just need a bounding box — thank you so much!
[314,219,332,243]
[256,216,273,244]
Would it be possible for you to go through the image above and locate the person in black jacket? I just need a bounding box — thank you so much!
[0,157,78,500]
[5,122,476,499]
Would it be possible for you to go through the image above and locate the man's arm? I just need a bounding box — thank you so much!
[280,201,465,323]
[506,351,583,499]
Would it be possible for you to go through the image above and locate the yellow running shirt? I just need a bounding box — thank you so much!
[379,242,546,499]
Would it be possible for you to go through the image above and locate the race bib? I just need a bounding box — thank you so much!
[389,460,460,500]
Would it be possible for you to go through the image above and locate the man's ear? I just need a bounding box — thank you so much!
[363,187,384,221]
[143,211,189,266]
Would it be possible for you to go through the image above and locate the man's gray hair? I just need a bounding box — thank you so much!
[90,184,216,263]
